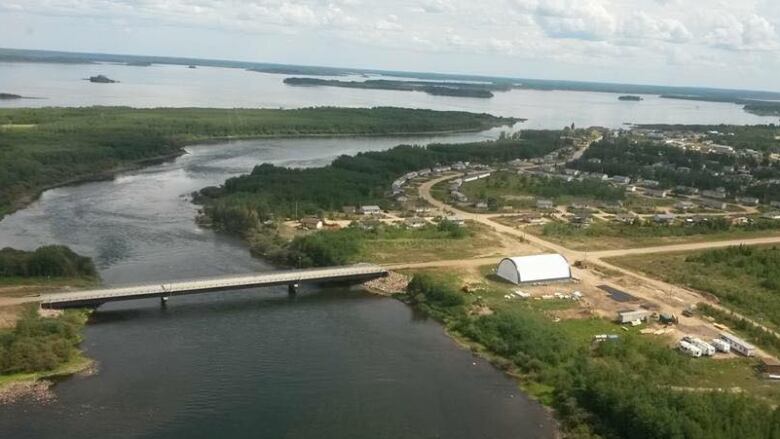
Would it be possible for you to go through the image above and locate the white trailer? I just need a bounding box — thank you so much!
[679,340,702,357]
[684,336,716,356]
[711,338,731,353]
[720,333,756,357]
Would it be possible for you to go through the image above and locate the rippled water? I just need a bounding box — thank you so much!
[0,131,555,438]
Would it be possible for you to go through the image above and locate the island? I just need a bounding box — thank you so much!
[125,61,152,67]
[188,65,197,69]
[87,75,118,83]
[0,93,22,100]
[283,77,505,98]
[618,95,643,101]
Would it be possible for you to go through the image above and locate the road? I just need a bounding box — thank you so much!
[416,174,780,351]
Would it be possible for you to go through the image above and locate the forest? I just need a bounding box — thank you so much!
[405,273,780,438]
[0,306,88,375]
[0,245,96,279]
[283,77,508,98]
[197,131,562,235]
[0,106,515,218]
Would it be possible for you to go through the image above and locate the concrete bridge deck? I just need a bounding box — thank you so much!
[41,264,388,308]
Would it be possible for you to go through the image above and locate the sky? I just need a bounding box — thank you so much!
[1,0,779,91]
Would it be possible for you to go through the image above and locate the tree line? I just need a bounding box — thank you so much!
[0,106,515,218]
[198,131,563,235]
[0,245,96,278]
[406,274,780,438]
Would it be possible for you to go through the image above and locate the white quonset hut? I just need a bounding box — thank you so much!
[496,254,572,285]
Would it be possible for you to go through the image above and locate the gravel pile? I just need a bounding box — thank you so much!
[363,271,410,295]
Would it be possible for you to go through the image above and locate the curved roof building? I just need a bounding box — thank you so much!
[496,254,571,285]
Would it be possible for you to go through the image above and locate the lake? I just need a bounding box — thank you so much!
[1,61,776,129]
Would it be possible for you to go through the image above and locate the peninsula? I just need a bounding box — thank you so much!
[0,106,517,220]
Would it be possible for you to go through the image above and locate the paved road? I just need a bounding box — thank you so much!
[40,264,387,307]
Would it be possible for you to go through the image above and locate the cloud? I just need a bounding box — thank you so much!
[1,0,780,90]
[620,12,691,43]
[533,0,617,41]
[705,13,779,50]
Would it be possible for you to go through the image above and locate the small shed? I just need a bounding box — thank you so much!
[300,217,323,230]
[761,358,780,375]
[360,205,382,215]
[617,309,650,324]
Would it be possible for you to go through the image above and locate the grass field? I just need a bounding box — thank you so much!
[360,222,525,264]
[607,246,780,331]
[528,220,780,251]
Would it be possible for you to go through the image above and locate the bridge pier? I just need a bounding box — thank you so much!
[288,283,299,296]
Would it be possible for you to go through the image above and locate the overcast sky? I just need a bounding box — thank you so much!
[1,0,779,91]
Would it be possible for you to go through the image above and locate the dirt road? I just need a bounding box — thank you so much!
[416,174,780,355]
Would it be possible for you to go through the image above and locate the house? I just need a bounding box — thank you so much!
[444,216,465,226]
[474,201,489,210]
[300,217,323,230]
[645,188,671,198]
[360,205,382,215]
[639,179,660,188]
[610,175,631,185]
[536,198,555,210]
[771,201,780,209]
[342,206,356,214]
[762,211,780,220]
[674,201,697,211]
[702,189,727,199]
[570,213,592,227]
[614,213,639,224]
[700,198,727,210]
[496,254,572,285]
[736,196,760,206]
[404,217,427,229]
[451,191,469,203]
[708,144,736,155]
[653,214,676,225]
[675,185,699,195]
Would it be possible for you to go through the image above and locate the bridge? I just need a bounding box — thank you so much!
[40,264,388,309]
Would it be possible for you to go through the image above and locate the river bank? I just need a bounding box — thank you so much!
[0,306,94,404]
[0,106,517,221]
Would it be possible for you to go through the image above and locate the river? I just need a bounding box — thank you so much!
[1,61,777,128]
[0,130,556,438]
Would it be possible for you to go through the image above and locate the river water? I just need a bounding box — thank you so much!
[0,130,555,438]
[1,59,773,438]
[1,61,777,129]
